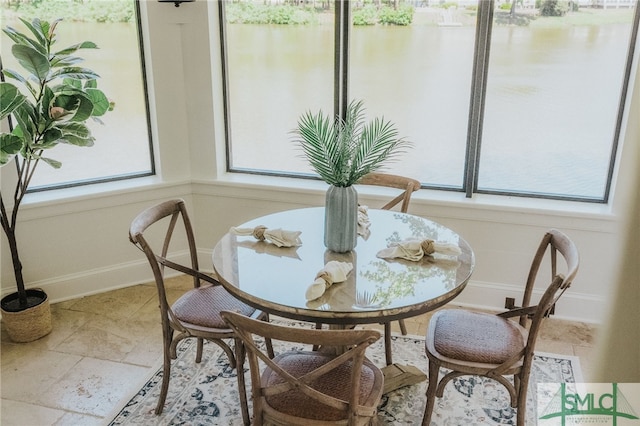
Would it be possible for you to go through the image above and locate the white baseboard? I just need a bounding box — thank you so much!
[10,260,158,304]
[453,280,604,324]
[17,249,209,304]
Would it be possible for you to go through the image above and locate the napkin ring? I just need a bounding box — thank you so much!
[252,225,267,241]
[421,239,435,255]
[316,271,334,288]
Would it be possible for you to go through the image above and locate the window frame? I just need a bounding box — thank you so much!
[219,0,640,204]
[21,0,156,194]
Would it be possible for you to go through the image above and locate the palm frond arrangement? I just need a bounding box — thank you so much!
[291,100,411,187]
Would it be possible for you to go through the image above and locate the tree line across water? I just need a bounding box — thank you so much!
[1,0,631,30]
[1,0,135,23]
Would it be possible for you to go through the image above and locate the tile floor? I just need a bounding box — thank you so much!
[1,275,598,426]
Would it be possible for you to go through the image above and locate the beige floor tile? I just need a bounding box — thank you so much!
[535,339,575,357]
[574,345,597,382]
[165,274,198,290]
[64,285,157,320]
[119,317,163,366]
[132,293,164,323]
[121,337,164,367]
[539,318,598,346]
[54,411,104,426]
[1,347,82,403]
[36,357,150,417]
[52,317,140,362]
[1,399,66,426]
[45,306,98,349]
[50,309,160,362]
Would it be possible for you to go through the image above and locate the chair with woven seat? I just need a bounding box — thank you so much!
[358,172,421,365]
[222,310,385,426]
[129,198,273,415]
[421,228,579,426]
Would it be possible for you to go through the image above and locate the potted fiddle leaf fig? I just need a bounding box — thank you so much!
[291,99,411,252]
[0,18,112,342]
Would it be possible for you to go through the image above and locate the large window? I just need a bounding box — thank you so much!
[221,0,638,203]
[0,0,154,191]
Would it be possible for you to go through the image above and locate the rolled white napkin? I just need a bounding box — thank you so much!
[376,238,462,261]
[230,225,302,248]
[357,205,371,238]
[305,260,353,301]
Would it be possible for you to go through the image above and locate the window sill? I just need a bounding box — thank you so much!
[16,172,618,230]
[21,175,165,206]
[17,175,192,221]
[202,172,616,219]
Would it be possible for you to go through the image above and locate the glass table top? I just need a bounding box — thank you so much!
[212,207,474,324]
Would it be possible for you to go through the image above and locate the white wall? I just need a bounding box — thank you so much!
[1,1,638,325]
[595,116,640,382]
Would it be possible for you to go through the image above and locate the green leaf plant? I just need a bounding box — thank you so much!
[0,18,112,309]
[291,99,411,187]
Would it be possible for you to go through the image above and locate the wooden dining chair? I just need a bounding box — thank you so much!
[128,198,273,415]
[222,310,385,426]
[422,229,579,426]
[357,172,421,214]
[358,172,421,365]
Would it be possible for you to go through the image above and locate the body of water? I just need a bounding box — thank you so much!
[3,7,635,200]
[227,7,635,199]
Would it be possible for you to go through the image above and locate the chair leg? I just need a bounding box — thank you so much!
[516,372,530,426]
[261,314,275,359]
[312,322,323,351]
[234,338,250,426]
[384,322,393,365]
[422,359,440,426]
[516,399,526,426]
[156,331,173,415]
[265,337,275,359]
[195,337,204,363]
[370,412,379,425]
[398,319,408,335]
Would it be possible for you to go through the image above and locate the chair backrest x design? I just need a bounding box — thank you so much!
[130,199,261,416]
[129,199,216,321]
[500,228,580,352]
[357,172,421,213]
[422,228,580,426]
[222,311,384,425]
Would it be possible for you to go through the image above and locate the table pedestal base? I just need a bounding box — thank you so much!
[381,363,427,394]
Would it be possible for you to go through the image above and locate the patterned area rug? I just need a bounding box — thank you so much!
[108,323,581,425]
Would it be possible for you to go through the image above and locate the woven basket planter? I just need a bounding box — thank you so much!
[1,289,52,343]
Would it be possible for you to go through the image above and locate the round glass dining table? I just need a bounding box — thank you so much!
[212,207,475,326]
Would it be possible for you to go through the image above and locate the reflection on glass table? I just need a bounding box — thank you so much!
[212,207,475,393]
[213,207,474,326]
